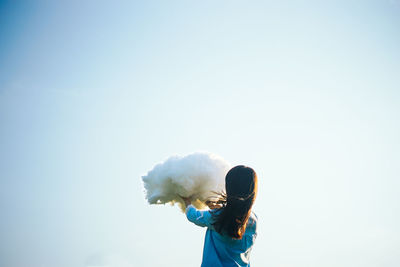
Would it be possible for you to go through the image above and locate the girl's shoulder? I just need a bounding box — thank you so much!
[246,211,258,232]
[250,211,258,221]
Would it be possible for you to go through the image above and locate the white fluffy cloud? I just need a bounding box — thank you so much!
[142,152,230,211]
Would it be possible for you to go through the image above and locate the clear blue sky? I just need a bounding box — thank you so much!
[1,1,399,266]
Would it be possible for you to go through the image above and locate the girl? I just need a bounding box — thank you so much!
[182,165,258,267]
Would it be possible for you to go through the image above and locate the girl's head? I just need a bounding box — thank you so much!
[213,165,258,239]
[225,165,258,202]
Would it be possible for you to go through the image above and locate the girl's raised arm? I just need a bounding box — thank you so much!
[185,205,214,228]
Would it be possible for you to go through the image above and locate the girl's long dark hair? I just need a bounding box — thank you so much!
[212,165,258,239]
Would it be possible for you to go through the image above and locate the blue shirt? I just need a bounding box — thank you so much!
[186,205,258,267]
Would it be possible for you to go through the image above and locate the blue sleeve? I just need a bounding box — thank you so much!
[185,205,214,228]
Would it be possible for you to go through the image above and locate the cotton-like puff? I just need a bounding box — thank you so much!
[142,152,230,211]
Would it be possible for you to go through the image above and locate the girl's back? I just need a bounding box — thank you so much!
[184,165,259,266]
[186,205,258,267]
